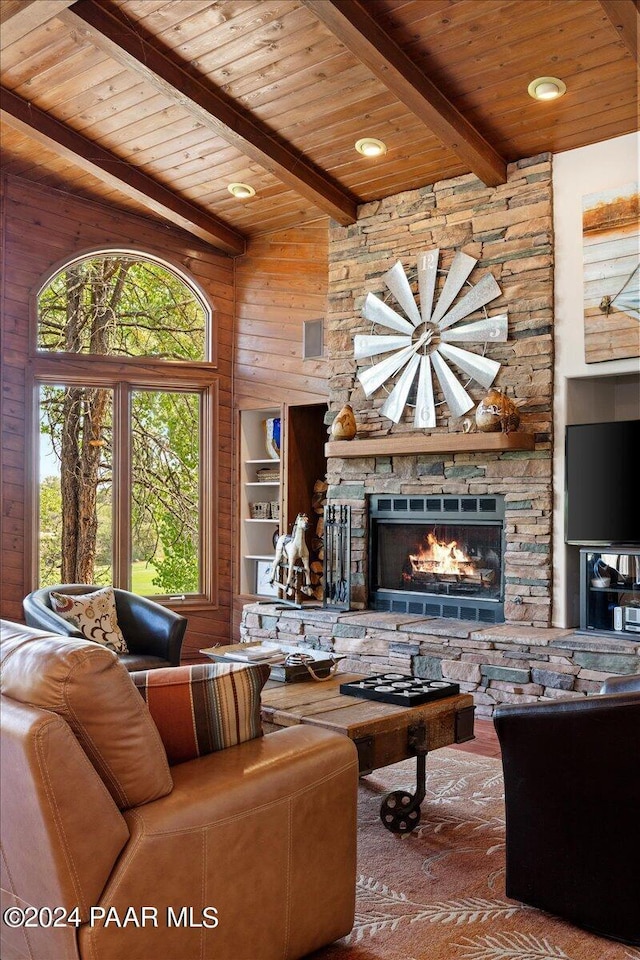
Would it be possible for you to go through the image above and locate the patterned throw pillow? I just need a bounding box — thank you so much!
[50,587,129,654]
[131,662,270,765]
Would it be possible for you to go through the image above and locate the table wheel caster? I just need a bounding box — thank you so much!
[380,790,421,834]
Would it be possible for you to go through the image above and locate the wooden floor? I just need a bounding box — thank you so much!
[450,718,501,760]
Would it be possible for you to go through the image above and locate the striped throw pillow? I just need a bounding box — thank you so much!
[132,662,270,765]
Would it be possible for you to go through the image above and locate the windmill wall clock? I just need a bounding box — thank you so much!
[354,249,508,427]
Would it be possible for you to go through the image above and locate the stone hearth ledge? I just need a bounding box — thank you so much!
[240,603,640,718]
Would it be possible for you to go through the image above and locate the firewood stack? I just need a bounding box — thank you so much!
[309,479,328,602]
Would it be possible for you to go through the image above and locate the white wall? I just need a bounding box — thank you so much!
[552,132,640,626]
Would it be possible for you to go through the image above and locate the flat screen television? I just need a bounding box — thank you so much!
[565,419,640,545]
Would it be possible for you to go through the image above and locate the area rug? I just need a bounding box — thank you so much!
[312,749,637,960]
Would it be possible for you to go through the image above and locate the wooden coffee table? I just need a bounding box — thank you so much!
[261,673,475,833]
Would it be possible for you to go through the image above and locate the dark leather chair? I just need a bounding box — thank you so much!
[23,584,186,671]
[494,675,640,946]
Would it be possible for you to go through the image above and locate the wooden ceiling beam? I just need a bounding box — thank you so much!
[59,0,358,225]
[0,87,245,256]
[598,0,640,66]
[0,0,76,49]
[301,0,507,187]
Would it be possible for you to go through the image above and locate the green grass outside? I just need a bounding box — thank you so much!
[94,560,160,596]
[131,561,160,595]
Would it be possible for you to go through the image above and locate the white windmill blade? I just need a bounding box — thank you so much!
[437,343,500,388]
[440,313,508,343]
[417,249,439,324]
[357,343,417,397]
[384,260,422,327]
[414,355,436,428]
[431,350,475,418]
[354,334,412,360]
[380,354,420,423]
[362,292,415,334]
[437,273,502,332]
[430,251,477,326]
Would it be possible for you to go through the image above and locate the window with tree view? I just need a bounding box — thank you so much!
[36,253,214,601]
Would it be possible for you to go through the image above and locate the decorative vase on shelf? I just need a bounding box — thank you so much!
[264,417,281,459]
[475,389,521,434]
[331,403,357,441]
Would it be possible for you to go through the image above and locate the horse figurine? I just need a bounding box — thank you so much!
[269,513,312,598]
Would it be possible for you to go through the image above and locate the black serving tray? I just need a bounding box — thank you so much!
[340,673,460,706]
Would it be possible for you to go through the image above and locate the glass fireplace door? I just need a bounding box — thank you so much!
[374,522,503,600]
[369,494,505,623]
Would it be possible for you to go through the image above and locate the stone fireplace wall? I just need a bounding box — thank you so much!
[325,156,554,627]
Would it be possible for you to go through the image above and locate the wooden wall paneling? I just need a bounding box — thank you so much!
[598,0,640,65]
[0,2,76,49]
[59,2,358,225]
[400,1,590,65]
[301,0,507,186]
[1,20,82,78]
[472,64,635,138]
[197,9,327,80]
[234,222,330,408]
[254,65,381,125]
[385,0,638,154]
[2,0,636,244]
[2,90,245,254]
[0,131,161,222]
[220,37,354,104]
[113,112,206,157]
[133,2,312,71]
[24,57,124,109]
[232,221,330,635]
[0,174,235,656]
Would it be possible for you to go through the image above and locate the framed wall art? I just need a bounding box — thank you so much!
[582,182,639,363]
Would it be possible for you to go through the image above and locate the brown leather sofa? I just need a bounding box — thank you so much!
[494,674,640,946]
[0,620,359,960]
[23,584,187,671]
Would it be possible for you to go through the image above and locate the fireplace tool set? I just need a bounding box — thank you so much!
[323,504,351,611]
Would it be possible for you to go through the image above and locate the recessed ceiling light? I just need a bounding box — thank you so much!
[528,76,566,101]
[228,182,256,199]
[355,137,387,157]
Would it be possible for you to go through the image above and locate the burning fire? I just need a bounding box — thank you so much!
[406,532,476,579]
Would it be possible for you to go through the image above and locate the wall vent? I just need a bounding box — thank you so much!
[302,319,324,359]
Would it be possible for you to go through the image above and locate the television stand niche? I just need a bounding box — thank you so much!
[580,546,640,636]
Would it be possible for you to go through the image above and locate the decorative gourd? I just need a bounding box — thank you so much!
[331,403,357,441]
[475,389,520,434]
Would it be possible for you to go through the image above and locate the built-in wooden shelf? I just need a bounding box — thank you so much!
[325,431,535,458]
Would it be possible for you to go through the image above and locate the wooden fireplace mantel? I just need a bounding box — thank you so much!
[324,431,535,458]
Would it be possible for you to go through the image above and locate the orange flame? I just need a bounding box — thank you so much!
[408,532,476,577]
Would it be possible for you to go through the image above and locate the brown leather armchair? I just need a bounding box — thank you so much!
[23,584,187,670]
[494,675,640,946]
[0,620,358,960]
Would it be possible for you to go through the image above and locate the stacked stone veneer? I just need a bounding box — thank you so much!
[240,154,639,715]
[325,155,554,627]
[241,605,640,718]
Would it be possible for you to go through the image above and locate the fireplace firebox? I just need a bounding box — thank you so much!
[369,494,505,623]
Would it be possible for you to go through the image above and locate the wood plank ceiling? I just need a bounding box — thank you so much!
[1,0,638,256]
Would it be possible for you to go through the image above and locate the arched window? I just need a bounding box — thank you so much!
[37,253,209,360]
[35,251,216,605]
